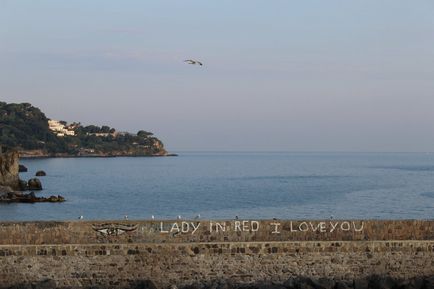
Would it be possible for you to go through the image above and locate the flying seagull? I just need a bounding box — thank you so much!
[184,59,203,66]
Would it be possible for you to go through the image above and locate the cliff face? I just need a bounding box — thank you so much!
[0,147,20,190]
[145,138,167,156]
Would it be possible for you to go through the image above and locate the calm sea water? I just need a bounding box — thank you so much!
[1,152,433,221]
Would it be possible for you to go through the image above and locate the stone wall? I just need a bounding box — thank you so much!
[0,220,432,289]
[0,220,432,245]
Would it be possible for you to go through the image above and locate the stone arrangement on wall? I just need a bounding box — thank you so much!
[0,220,432,245]
[0,220,433,289]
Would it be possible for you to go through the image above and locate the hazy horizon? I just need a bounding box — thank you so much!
[1,1,434,152]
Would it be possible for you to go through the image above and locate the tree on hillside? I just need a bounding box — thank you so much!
[137,130,153,138]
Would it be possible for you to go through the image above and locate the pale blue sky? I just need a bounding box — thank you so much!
[1,0,434,151]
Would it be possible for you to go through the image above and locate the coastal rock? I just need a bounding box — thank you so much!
[0,147,20,190]
[0,185,14,194]
[19,164,28,172]
[150,138,168,156]
[47,195,65,202]
[0,186,13,201]
[18,179,28,191]
[35,170,46,176]
[28,178,43,190]
[0,191,65,203]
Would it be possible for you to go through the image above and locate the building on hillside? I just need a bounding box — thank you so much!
[48,120,75,137]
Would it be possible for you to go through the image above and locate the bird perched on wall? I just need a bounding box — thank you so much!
[151,215,155,220]
[177,215,182,220]
[195,214,201,219]
[124,215,128,220]
[78,215,83,220]
[184,59,203,66]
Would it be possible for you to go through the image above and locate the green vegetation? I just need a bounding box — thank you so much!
[0,102,167,156]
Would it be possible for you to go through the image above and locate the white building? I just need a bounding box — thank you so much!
[48,120,75,137]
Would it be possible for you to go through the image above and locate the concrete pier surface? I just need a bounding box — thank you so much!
[0,220,433,289]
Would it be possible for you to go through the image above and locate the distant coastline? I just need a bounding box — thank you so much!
[1,101,171,157]
[19,151,178,159]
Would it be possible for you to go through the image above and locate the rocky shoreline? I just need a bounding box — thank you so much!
[19,149,177,159]
[0,146,65,203]
[0,190,65,203]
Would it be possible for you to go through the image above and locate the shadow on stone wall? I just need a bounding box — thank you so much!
[2,275,434,289]
[181,275,433,289]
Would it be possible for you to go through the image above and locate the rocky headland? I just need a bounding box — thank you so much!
[0,101,171,158]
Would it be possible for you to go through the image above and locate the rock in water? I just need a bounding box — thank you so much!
[28,178,43,190]
[35,170,46,176]
[0,192,65,203]
[18,179,28,191]
[19,164,28,172]
[0,147,20,190]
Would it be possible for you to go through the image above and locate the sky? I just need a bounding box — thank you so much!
[1,0,434,152]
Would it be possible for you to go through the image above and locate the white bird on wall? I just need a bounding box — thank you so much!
[177,215,182,220]
[151,215,155,220]
[124,215,128,220]
[78,215,83,220]
[184,59,203,66]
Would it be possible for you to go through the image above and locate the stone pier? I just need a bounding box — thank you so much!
[0,220,433,288]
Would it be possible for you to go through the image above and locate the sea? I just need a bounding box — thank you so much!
[1,152,434,221]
